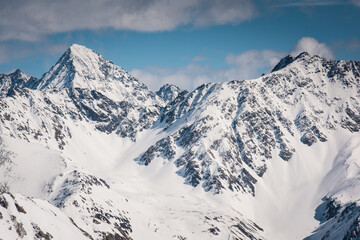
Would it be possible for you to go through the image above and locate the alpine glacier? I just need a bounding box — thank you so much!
[0,44,359,240]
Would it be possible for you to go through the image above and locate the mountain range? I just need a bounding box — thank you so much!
[0,44,359,240]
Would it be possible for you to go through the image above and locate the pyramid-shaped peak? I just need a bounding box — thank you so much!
[63,44,106,64]
[37,44,114,90]
[36,44,158,103]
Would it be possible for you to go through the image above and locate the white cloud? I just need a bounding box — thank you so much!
[131,49,285,91]
[226,50,286,78]
[131,65,214,91]
[290,37,334,59]
[352,0,360,7]
[0,0,257,41]
[132,37,335,91]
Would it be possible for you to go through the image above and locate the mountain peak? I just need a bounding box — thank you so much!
[10,68,24,75]
[271,52,322,72]
[295,51,311,59]
[35,44,160,104]
[37,44,115,91]
[69,43,88,51]
[67,44,102,61]
[0,69,40,95]
[8,69,28,79]
[156,83,188,104]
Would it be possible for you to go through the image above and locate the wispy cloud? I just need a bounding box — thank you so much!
[131,49,286,91]
[0,0,257,42]
[131,37,334,91]
[131,65,214,91]
[351,0,360,6]
[334,38,360,53]
[0,42,33,64]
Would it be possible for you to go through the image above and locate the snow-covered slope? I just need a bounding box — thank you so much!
[140,53,359,194]
[135,52,360,239]
[0,45,359,240]
[0,192,89,240]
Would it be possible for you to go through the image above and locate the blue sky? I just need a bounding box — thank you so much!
[0,0,359,90]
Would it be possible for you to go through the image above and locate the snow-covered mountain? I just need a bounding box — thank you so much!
[156,84,188,104]
[0,44,359,240]
[0,69,39,96]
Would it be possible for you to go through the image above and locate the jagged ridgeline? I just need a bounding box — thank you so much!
[0,44,359,240]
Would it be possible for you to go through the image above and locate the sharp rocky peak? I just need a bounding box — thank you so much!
[35,44,159,103]
[156,83,188,103]
[8,69,27,78]
[269,51,360,89]
[271,52,319,72]
[271,55,295,72]
[0,69,39,95]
